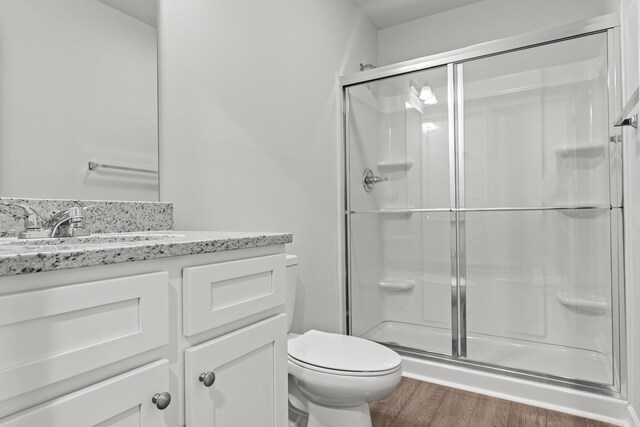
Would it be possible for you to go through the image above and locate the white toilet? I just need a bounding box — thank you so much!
[285,255,402,427]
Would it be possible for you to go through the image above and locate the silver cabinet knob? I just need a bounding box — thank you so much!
[199,371,216,387]
[152,392,171,410]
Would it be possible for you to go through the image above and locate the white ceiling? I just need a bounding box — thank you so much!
[97,0,157,28]
[351,0,485,29]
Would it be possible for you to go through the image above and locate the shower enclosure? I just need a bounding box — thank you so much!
[342,15,624,395]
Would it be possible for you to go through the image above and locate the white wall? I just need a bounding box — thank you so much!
[0,0,158,201]
[159,0,377,333]
[378,0,618,66]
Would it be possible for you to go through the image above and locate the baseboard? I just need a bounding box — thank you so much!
[628,405,640,427]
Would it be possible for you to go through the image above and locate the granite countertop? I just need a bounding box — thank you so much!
[0,231,293,276]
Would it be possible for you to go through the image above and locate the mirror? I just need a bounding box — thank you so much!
[0,0,159,201]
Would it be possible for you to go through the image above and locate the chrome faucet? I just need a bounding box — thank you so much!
[47,206,90,238]
[0,203,91,239]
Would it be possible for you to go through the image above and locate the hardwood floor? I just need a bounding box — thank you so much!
[369,377,618,427]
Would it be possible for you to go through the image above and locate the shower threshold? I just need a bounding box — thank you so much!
[360,321,613,386]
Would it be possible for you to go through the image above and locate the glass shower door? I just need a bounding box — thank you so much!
[346,66,454,356]
[458,32,621,385]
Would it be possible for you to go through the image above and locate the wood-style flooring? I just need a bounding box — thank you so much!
[369,377,619,427]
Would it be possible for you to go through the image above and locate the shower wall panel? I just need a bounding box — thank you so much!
[462,35,610,209]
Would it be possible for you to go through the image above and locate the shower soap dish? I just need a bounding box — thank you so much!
[556,292,607,314]
[379,280,416,292]
[377,159,414,173]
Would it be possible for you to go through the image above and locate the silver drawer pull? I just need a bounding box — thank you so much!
[199,371,216,387]
[152,392,171,410]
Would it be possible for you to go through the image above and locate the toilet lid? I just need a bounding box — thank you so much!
[288,330,401,373]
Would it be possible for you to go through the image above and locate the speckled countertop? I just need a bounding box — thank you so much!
[0,231,293,276]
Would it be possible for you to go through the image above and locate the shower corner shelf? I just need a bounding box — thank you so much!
[379,280,416,292]
[553,144,606,160]
[555,292,607,314]
[556,207,608,219]
[379,206,414,220]
[377,159,414,173]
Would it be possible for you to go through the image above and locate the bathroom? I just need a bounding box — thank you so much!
[0,0,638,425]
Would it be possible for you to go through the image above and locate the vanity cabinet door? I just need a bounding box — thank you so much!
[185,314,287,427]
[0,360,171,427]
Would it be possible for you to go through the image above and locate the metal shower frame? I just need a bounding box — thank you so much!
[340,13,626,398]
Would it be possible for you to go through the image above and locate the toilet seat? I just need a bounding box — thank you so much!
[288,330,401,376]
[288,355,400,377]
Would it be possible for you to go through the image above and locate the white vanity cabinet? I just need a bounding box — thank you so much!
[0,243,288,427]
[182,254,288,427]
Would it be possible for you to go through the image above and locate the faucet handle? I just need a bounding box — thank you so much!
[67,207,84,223]
[362,168,388,193]
[72,206,93,237]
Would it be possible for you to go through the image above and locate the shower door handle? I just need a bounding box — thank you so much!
[362,168,388,192]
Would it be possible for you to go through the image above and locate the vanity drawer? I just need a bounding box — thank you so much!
[183,255,285,336]
[0,272,169,402]
[0,360,171,427]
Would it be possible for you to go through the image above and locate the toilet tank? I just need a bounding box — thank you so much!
[285,254,298,332]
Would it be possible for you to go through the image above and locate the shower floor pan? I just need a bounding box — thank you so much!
[360,321,613,386]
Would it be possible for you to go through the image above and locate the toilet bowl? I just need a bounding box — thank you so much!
[285,255,402,427]
[288,330,402,427]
